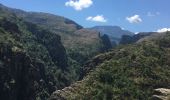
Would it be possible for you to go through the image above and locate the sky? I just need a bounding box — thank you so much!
[0,0,170,33]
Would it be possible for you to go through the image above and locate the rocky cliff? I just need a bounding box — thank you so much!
[0,9,69,100]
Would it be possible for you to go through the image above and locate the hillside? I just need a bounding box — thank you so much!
[50,32,170,100]
[1,4,108,64]
[91,26,134,44]
[0,5,110,80]
[0,4,114,100]
[0,7,73,100]
[0,3,112,82]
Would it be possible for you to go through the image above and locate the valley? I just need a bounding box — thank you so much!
[0,3,170,100]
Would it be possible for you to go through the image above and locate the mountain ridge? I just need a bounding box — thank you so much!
[91,25,134,44]
[0,3,113,81]
[0,4,113,100]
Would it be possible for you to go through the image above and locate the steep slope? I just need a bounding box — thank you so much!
[0,4,113,100]
[0,3,111,84]
[0,43,49,100]
[91,26,134,44]
[0,8,72,100]
[50,32,170,100]
[1,4,106,60]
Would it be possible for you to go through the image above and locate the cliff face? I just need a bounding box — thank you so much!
[0,43,47,100]
[0,9,70,99]
[100,34,113,51]
[25,22,68,70]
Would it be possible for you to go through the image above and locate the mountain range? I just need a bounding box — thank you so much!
[0,4,113,100]
[0,3,170,100]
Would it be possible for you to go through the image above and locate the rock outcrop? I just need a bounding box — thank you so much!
[152,88,170,100]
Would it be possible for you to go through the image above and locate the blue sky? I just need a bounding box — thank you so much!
[0,0,170,32]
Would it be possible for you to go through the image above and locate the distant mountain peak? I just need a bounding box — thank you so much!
[91,25,134,44]
[91,25,134,37]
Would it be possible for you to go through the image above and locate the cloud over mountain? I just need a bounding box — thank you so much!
[65,0,93,11]
[86,15,107,22]
[126,15,142,24]
[157,28,170,32]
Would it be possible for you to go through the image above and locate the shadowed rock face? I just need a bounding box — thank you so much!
[100,34,113,51]
[0,18,20,34]
[0,43,47,100]
[25,22,68,70]
[0,9,70,99]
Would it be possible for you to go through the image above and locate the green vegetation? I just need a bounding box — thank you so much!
[2,3,170,100]
[7,5,111,79]
[50,32,170,100]
[0,4,113,100]
[0,9,71,100]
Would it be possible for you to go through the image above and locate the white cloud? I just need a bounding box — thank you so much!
[65,0,93,11]
[157,28,170,33]
[86,15,107,22]
[121,27,125,30]
[135,32,139,34]
[126,15,142,24]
